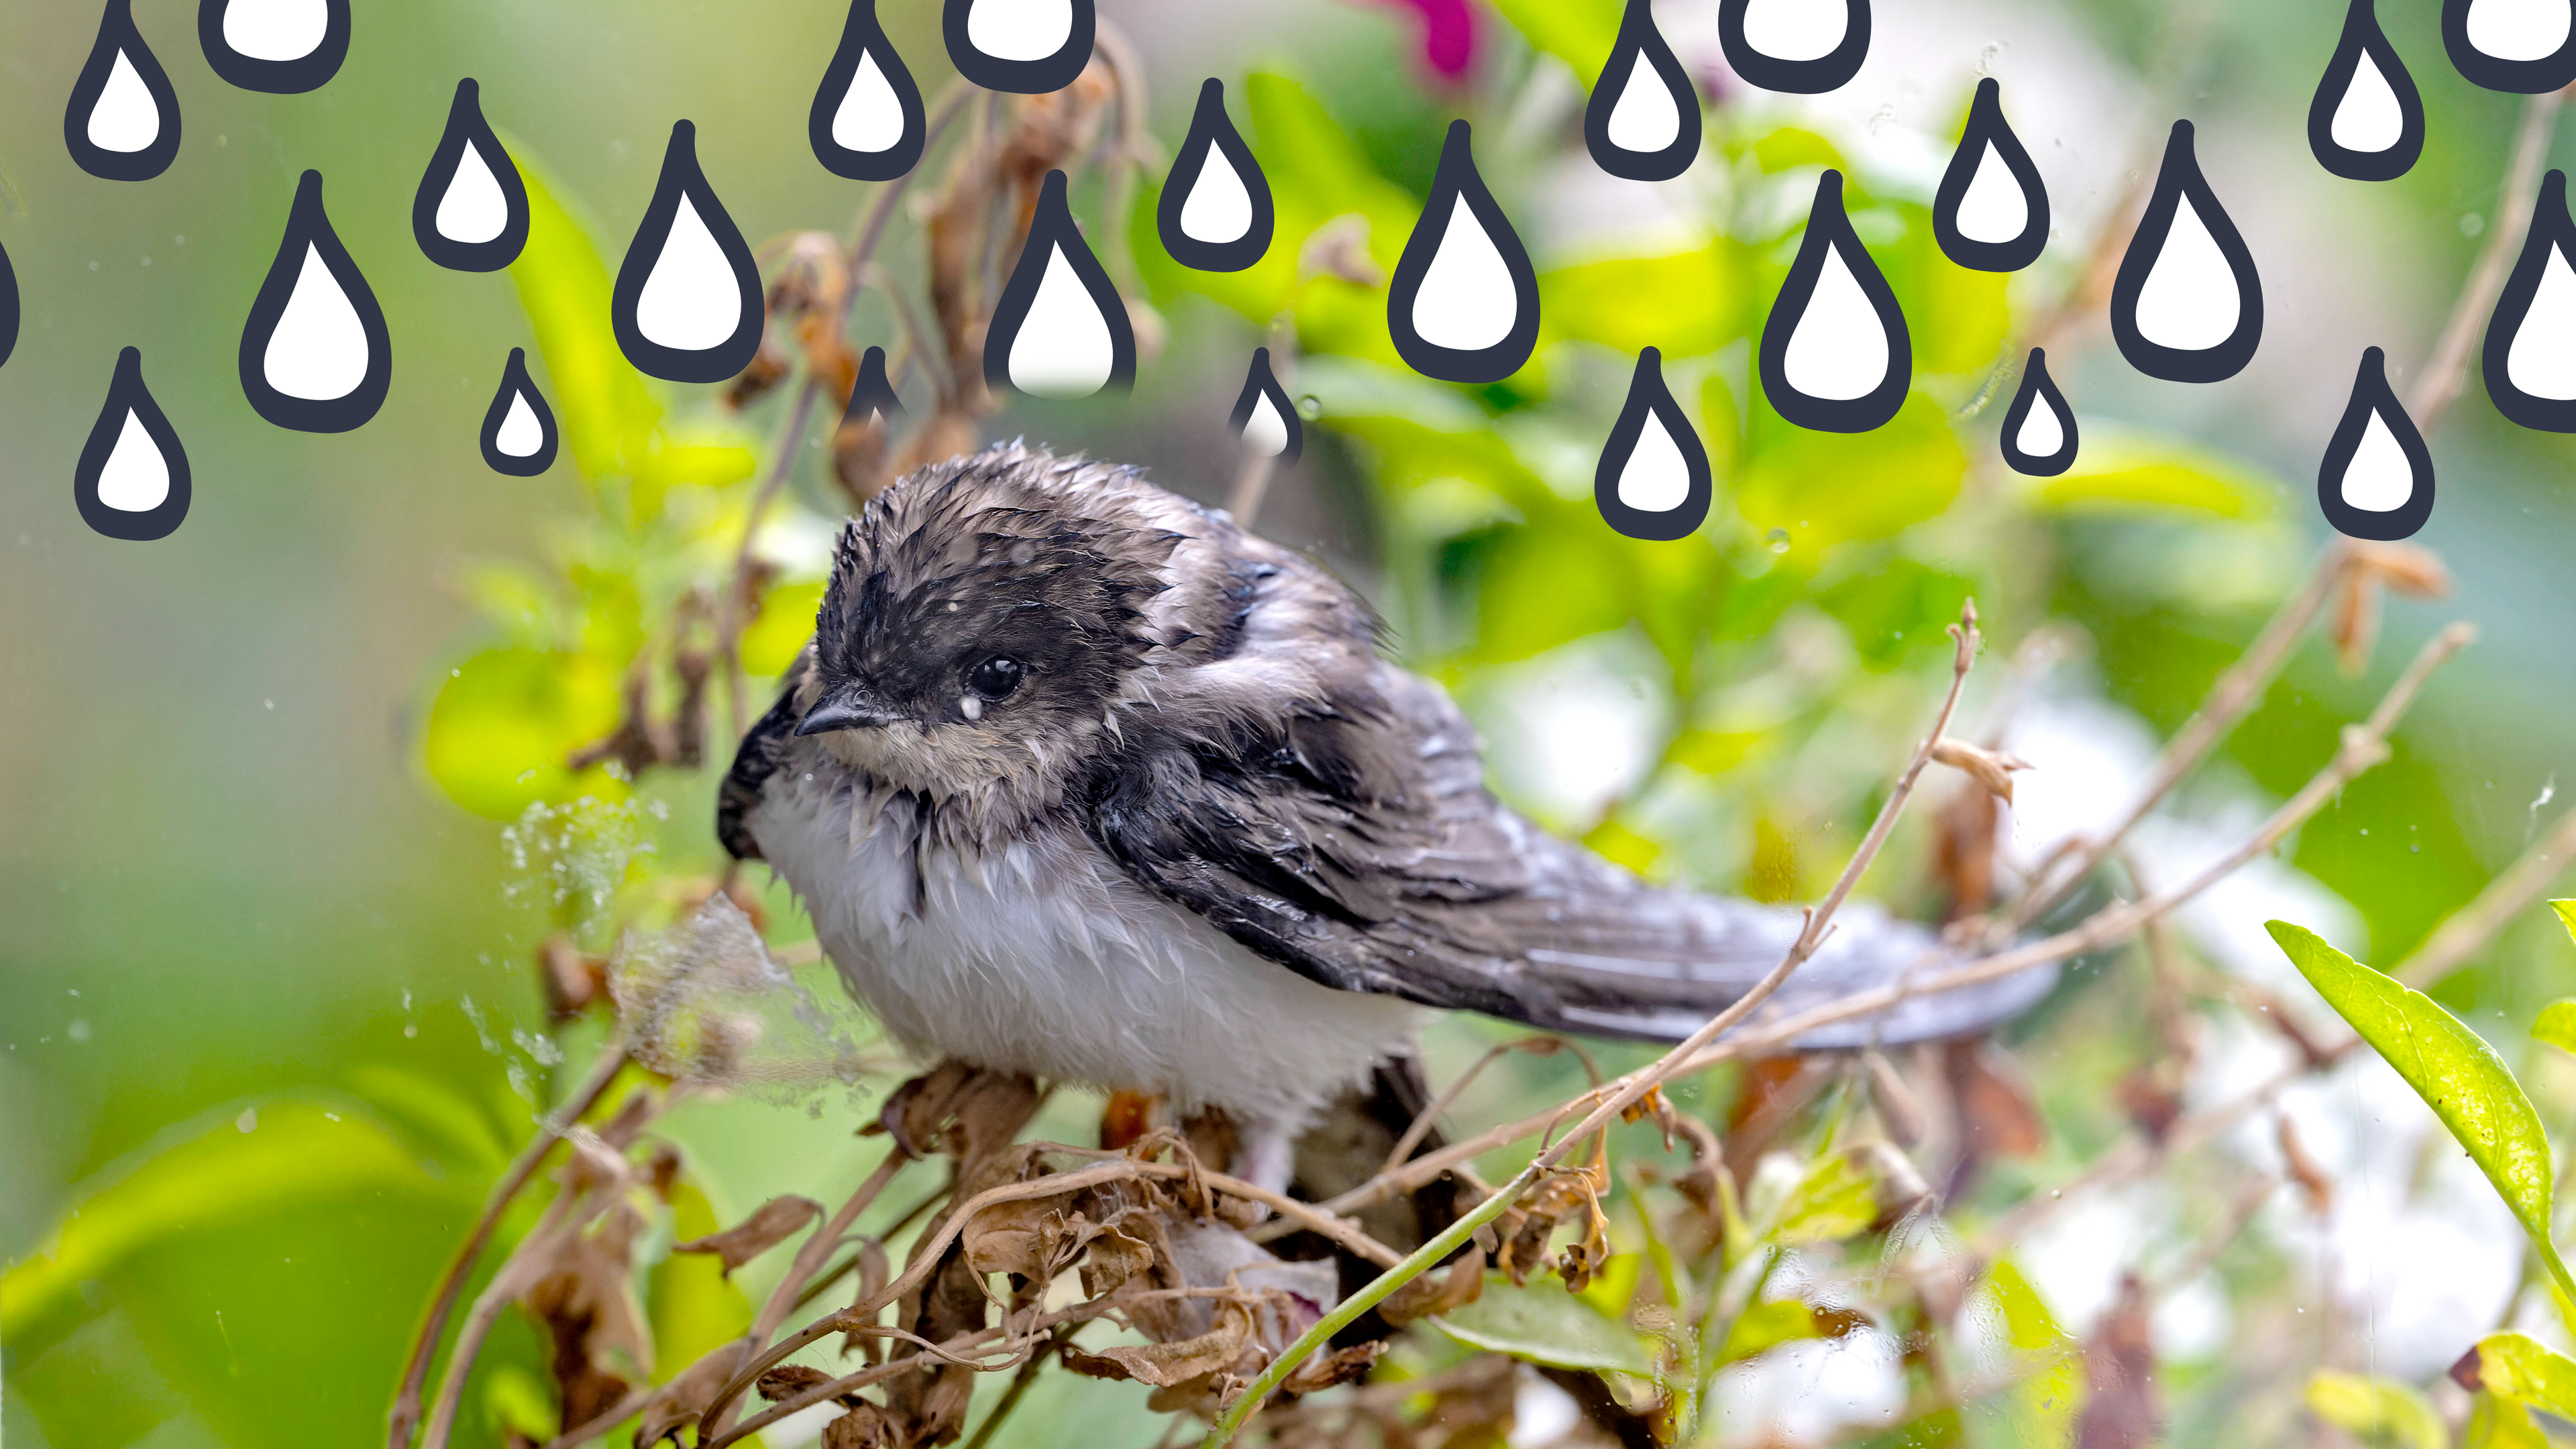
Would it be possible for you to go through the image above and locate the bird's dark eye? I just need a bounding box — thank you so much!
[966,655,1025,702]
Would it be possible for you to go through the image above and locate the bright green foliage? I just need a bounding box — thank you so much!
[424,647,626,820]
[1434,1273,1661,1375]
[2476,1332,2576,1419]
[2028,424,2284,518]
[2269,922,2564,1279]
[2534,999,2576,1055]
[2464,1389,2551,1448]
[2304,1371,2448,1449]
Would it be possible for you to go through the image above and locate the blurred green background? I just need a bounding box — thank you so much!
[5,1,2575,1446]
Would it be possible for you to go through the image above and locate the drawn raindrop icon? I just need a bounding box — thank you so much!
[65,0,182,182]
[812,0,925,182]
[1933,79,2049,272]
[199,0,347,94]
[611,121,766,385]
[1718,0,1870,95]
[2443,0,2576,93]
[2317,347,2435,539]
[239,170,392,432]
[75,348,191,542]
[843,344,904,427]
[943,0,1096,95]
[413,80,529,272]
[1387,121,1541,386]
[0,241,17,372]
[2108,121,2263,384]
[1159,80,1274,273]
[1595,348,1712,541]
[1998,348,2078,476]
[2481,169,2576,430]
[1758,170,1911,433]
[983,169,1135,399]
[1585,0,1702,182]
[1228,348,1302,464]
[2310,0,2424,181]
[479,349,558,477]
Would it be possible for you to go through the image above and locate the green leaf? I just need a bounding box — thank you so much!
[1483,0,1621,78]
[1737,390,1966,557]
[423,647,626,820]
[2477,1332,2576,1419]
[2465,1390,2549,1449]
[1434,1274,1658,1375]
[2026,425,2282,518]
[504,144,665,483]
[1743,1150,1878,1246]
[3,1101,454,1342]
[1539,244,1753,360]
[1717,1297,1821,1362]
[2554,900,2576,949]
[2304,1371,2448,1449]
[741,580,825,677]
[1978,1260,2082,1445]
[2268,922,2558,1254]
[2535,999,2576,1055]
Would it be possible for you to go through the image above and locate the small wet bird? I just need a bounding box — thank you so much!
[720,443,2051,1187]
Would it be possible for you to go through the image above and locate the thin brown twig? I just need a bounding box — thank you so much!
[2396,805,2576,988]
[387,1045,629,1449]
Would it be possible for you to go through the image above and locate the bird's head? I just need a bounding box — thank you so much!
[790,443,1199,810]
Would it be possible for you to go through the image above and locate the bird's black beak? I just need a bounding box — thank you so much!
[796,682,906,735]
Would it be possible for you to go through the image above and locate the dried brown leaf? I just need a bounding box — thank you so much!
[1945,1038,2047,1159]
[2355,541,2453,598]
[1931,738,2035,804]
[2275,1113,2334,1214]
[1063,1307,1254,1388]
[1298,214,1387,286]
[2074,1275,2159,1449]
[757,1364,839,1403]
[633,1338,747,1446]
[520,1203,654,1426]
[1281,1340,1384,1397]
[1379,1251,1485,1326]
[820,1403,889,1449]
[674,1195,822,1274]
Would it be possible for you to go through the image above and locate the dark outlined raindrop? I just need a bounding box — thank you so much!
[480,348,558,477]
[1998,347,2078,476]
[1758,170,1911,433]
[2109,121,2263,383]
[1595,348,1712,541]
[610,121,766,386]
[1718,0,1870,95]
[2317,347,2435,539]
[65,0,182,183]
[2443,0,2576,93]
[414,80,530,272]
[1934,78,2049,272]
[2310,0,2424,181]
[1387,121,1541,386]
[1158,79,1273,272]
[943,0,1096,95]
[2482,168,2576,431]
[1228,348,1301,464]
[843,345,904,427]
[239,170,392,433]
[74,348,191,542]
[1585,0,1702,182]
[0,241,17,372]
[983,168,1136,399]
[812,0,926,182]
[198,0,348,95]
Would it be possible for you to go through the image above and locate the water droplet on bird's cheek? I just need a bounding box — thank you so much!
[1593,348,1713,541]
[812,1,926,181]
[2110,121,2263,382]
[611,121,766,384]
[1159,79,1273,272]
[74,347,193,541]
[983,169,1136,400]
[239,170,393,432]
[66,0,182,181]
[2316,347,2435,539]
[1387,121,1540,384]
[415,80,530,271]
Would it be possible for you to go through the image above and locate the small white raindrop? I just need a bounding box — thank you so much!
[495,393,545,456]
[832,51,906,154]
[1954,144,2028,244]
[2015,390,2065,455]
[97,413,170,511]
[1616,410,1691,511]
[967,0,1073,62]
[87,52,159,154]
[635,195,744,352]
[1242,391,1290,457]
[223,0,328,62]
[1741,0,1846,62]
[436,144,510,246]
[2467,0,2571,62]
[1605,53,1682,154]
[1411,197,1515,352]
[1179,148,1254,245]
[2339,411,2415,510]
[263,244,370,401]
[2133,195,2240,352]
[1008,247,1114,397]
[2506,245,2576,398]
[1781,247,1888,400]
[2330,51,2406,154]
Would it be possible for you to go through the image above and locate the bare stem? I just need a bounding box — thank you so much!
[386,1046,628,1449]
[2396,804,2576,988]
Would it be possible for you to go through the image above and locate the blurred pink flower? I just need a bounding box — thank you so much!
[1366,0,1477,80]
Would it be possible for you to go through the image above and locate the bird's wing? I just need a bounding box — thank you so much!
[1086,661,2053,1049]
[718,649,810,861]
